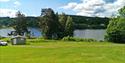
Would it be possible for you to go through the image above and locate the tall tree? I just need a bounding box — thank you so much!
[14,11,28,35]
[58,13,67,37]
[65,16,74,36]
[59,13,67,29]
[39,8,60,39]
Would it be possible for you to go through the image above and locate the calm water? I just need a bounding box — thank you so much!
[0,28,42,37]
[0,28,106,40]
[74,29,106,41]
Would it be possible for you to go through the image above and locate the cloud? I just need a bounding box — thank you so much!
[0,0,21,7]
[0,0,10,2]
[61,0,125,17]
[14,1,21,7]
[0,8,17,17]
[62,2,77,9]
[0,8,27,17]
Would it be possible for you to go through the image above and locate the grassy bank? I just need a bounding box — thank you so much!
[0,39,125,63]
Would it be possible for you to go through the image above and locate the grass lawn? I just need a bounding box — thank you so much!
[0,40,125,63]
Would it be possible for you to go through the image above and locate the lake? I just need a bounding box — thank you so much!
[0,28,106,41]
[74,29,106,41]
[0,28,42,37]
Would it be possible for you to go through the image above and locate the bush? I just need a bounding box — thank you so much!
[62,36,97,42]
[27,38,44,43]
[105,6,125,43]
[106,17,125,43]
[105,17,125,43]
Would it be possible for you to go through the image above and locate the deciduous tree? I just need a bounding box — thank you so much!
[106,6,125,43]
[14,11,28,36]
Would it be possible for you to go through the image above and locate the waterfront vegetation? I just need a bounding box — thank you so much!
[106,6,125,43]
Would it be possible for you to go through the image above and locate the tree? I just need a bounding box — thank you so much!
[59,13,74,37]
[39,8,60,39]
[58,13,67,37]
[14,11,28,36]
[39,9,74,39]
[59,13,67,29]
[119,6,125,17]
[65,16,74,36]
[106,6,125,43]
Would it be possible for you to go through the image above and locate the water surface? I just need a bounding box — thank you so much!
[0,28,106,40]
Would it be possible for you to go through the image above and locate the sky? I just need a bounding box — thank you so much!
[0,0,125,17]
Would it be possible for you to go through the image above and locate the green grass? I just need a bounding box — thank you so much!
[0,40,125,63]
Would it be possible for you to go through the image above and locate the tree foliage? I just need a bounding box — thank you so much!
[14,11,28,35]
[59,13,74,37]
[26,17,39,27]
[106,6,125,43]
[39,8,74,39]
[0,15,109,29]
[0,17,15,27]
[71,15,109,29]
[65,16,74,36]
[119,6,125,17]
[39,8,60,39]
[59,13,67,29]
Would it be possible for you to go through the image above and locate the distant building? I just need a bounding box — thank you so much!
[11,36,26,45]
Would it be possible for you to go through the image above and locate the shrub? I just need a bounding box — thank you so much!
[62,36,97,42]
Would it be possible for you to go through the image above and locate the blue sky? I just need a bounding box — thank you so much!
[0,0,125,17]
[0,0,79,17]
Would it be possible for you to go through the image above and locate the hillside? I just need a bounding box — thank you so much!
[70,15,109,29]
[0,15,109,29]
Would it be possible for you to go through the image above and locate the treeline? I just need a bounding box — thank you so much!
[0,17,15,27]
[0,15,109,29]
[0,17,39,28]
[71,15,109,29]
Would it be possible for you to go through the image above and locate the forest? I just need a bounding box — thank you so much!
[0,15,109,29]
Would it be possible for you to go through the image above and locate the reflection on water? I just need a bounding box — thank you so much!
[28,28,42,37]
[74,29,106,41]
[0,28,15,37]
[0,28,42,37]
[0,28,106,40]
